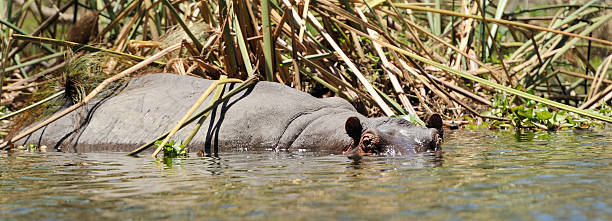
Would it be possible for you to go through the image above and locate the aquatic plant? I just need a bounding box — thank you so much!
[483,93,596,130]
[154,140,187,158]
[14,143,46,152]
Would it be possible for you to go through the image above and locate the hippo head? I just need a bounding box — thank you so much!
[344,114,443,155]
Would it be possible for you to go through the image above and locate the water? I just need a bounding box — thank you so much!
[1,129,612,220]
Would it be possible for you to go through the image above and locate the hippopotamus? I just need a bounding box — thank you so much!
[18,73,443,155]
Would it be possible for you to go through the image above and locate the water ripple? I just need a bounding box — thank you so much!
[0,129,611,220]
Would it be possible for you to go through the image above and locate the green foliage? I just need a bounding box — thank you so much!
[510,103,568,130]
[482,94,597,131]
[63,52,130,103]
[15,143,46,152]
[598,104,612,117]
[154,140,187,158]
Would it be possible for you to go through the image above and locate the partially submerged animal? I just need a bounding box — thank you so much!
[19,73,443,155]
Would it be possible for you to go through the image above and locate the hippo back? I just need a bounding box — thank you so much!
[20,73,359,153]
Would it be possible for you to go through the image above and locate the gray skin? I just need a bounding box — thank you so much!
[21,73,443,155]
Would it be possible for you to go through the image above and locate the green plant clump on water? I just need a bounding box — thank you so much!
[154,140,187,158]
[15,143,46,152]
[599,104,612,118]
[482,93,611,131]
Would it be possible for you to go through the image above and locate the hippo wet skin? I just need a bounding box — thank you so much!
[20,73,443,155]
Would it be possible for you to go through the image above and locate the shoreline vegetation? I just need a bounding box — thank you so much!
[1,0,612,147]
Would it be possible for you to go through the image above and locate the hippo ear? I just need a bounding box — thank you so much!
[426,113,443,131]
[345,117,363,139]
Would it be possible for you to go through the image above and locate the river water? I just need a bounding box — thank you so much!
[1,129,611,220]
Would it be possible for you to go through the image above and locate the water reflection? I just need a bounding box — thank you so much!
[1,129,611,220]
[514,129,535,142]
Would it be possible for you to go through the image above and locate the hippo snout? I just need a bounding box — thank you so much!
[398,127,442,154]
[344,115,443,156]
[347,127,442,156]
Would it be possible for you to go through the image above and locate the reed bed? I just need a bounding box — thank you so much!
[1,0,612,139]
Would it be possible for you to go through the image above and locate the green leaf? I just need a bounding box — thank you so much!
[526,100,536,108]
[535,110,553,121]
[553,111,568,123]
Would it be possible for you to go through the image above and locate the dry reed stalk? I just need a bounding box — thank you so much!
[474,0,512,85]
[143,0,160,40]
[93,0,141,42]
[7,0,76,59]
[151,77,243,158]
[2,61,66,91]
[354,8,416,114]
[306,12,394,116]
[313,11,455,113]
[453,1,477,70]
[300,55,369,101]
[113,8,142,52]
[394,3,612,46]
[297,0,311,43]
[581,84,612,110]
[401,18,504,84]
[427,74,492,107]
[559,70,612,85]
[588,54,612,99]
[181,75,228,147]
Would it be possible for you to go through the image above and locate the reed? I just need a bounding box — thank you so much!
[151,77,243,158]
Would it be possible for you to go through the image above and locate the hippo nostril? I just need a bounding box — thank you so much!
[363,138,371,145]
[429,133,441,151]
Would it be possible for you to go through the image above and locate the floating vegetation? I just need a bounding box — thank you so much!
[154,140,187,158]
[483,95,612,130]
[14,143,46,152]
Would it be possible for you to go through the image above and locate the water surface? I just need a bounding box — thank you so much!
[1,129,611,220]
